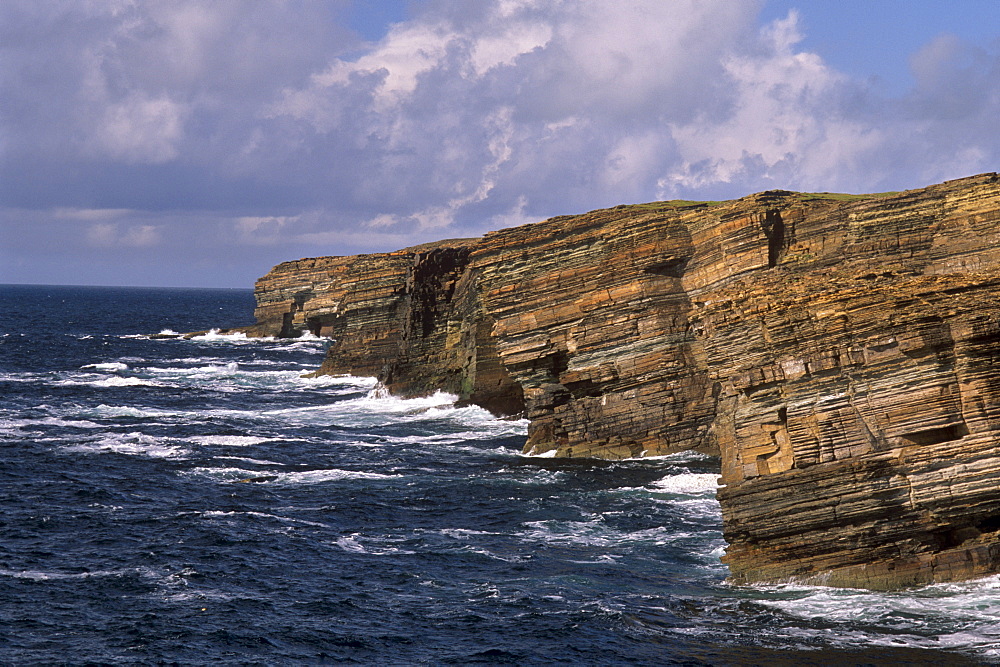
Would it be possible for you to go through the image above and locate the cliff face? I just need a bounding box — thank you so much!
[249,173,1000,589]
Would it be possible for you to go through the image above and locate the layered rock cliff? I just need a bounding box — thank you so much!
[247,173,1000,590]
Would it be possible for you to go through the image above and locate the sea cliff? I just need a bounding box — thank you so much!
[246,173,1000,590]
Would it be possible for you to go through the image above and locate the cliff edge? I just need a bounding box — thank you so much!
[247,173,1000,590]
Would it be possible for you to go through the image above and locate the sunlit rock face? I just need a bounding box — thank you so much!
[248,173,1000,590]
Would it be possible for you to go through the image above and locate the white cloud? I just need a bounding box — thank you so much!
[121,224,160,247]
[55,208,133,221]
[86,222,161,247]
[5,0,1000,287]
[87,223,118,248]
[94,93,186,163]
[234,214,300,245]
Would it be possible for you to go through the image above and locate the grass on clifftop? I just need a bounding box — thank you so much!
[624,190,900,212]
[796,191,899,202]
[620,200,723,212]
[589,189,903,221]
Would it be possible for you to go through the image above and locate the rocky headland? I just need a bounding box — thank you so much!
[243,173,1000,590]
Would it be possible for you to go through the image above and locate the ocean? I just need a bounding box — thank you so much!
[0,284,997,665]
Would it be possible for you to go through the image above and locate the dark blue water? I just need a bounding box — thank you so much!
[0,284,995,665]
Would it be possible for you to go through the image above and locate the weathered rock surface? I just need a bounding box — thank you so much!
[247,173,1000,589]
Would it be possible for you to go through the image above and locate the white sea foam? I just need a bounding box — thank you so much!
[342,393,528,445]
[522,446,559,458]
[432,528,497,540]
[136,364,367,393]
[188,329,250,341]
[0,371,40,383]
[63,432,188,459]
[386,424,528,448]
[334,533,415,555]
[213,456,285,466]
[89,376,165,388]
[146,362,241,376]
[0,566,158,581]
[81,362,129,372]
[750,574,1000,657]
[187,466,398,485]
[183,329,328,354]
[519,518,676,548]
[670,497,724,520]
[360,388,459,411]
[648,472,720,495]
[5,416,103,430]
[200,510,328,528]
[300,373,377,387]
[88,404,171,419]
[51,373,166,389]
[275,468,399,484]
[187,434,275,447]
[259,389,460,427]
[568,554,621,565]
[170,356,227,364]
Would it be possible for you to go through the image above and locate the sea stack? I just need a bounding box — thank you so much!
[246,173,1000,590]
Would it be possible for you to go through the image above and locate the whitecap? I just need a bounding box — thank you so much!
[300,373,377,387]
[186,466,398,485]
[213,456,286,466]
[139,365,368,394]
[184,329,253,343]
[568,554,621,565]
[0,371,47,383]
[63,432,188,459]
[751,574,1000,657]
[522,447,559,458]
[88,404,168,419]
[259,389,460,427]
[187,434,275,447]
[89,376,165,388]
[670,497,724,520]
[200,510,328,528]
[0,567,156,581]
[360,388,458,410]
[335,534,369,553]
[81,362,129,372]
[648,472,720,495]
[383,425,527,448]
[518,517,705,550]
[334,533,415,556]
[519,518,623,547]
[431,528,498,540]
[6,416,103,430]
[275,468,399,484]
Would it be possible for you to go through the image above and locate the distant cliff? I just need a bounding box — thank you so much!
[247,173,1000,590]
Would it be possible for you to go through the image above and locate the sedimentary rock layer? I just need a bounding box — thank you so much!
[248,173,1000,589]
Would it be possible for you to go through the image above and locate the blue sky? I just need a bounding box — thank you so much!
[2,0,1000,288]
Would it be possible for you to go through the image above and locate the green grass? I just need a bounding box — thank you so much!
[625,200,723,211]
[603,190,901,218]
[796,191,899,202]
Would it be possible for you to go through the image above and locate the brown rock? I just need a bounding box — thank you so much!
[245,172,1000,589]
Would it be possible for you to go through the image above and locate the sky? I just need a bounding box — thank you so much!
[2,1,1000,288]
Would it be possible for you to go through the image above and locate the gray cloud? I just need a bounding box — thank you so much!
[2,0,999,287]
